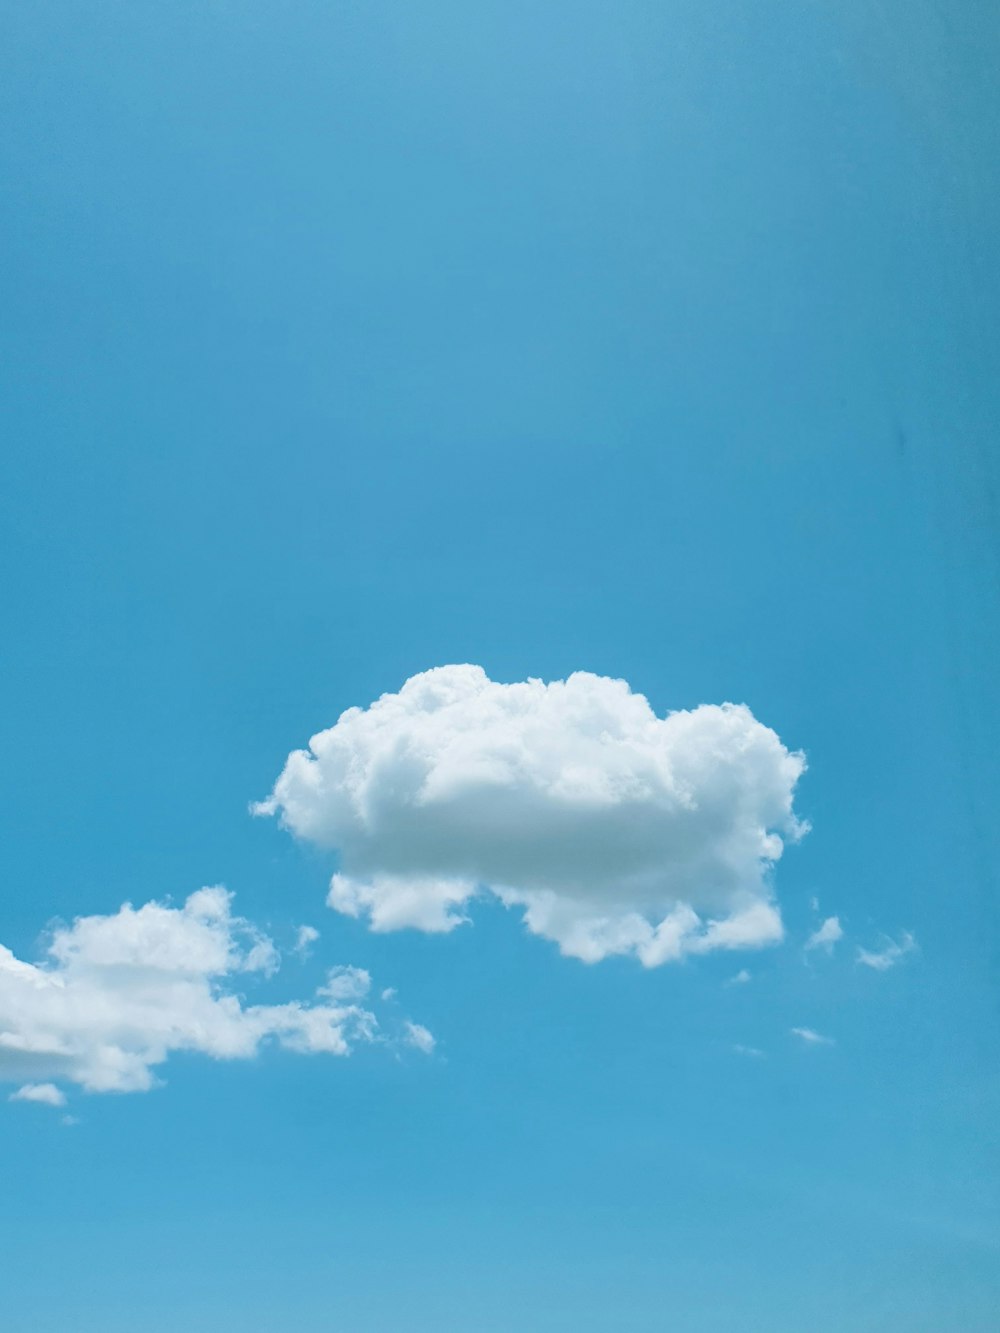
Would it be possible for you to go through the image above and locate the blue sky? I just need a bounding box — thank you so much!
[2,2,998,1329]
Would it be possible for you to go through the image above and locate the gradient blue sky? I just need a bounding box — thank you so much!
[2,2,998,1329]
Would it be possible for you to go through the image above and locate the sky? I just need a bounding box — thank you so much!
[1,2,999,1329]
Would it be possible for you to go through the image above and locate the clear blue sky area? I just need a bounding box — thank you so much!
[1,3,998,1329]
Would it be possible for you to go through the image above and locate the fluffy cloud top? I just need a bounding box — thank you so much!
[0,888,430,1097]
[257,665,808,966]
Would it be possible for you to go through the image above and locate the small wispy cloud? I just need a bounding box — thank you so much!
[726,968,752,986]
[805,915,843,954]
[319,965,371,1002]
[293,924,320,957]
[857,931,917,971]
[733,1044,765,1058]
[404,1021,435,1055]
[9,1083,66,1107]
[791,1026,835,1047]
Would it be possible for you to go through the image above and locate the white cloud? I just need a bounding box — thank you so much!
[726,969,752,986]
[319,965,371,1001]
[404,1021,435,1055]
[293,924,320,956]
[733,1044,765,1058]
[0,888,428,1096]
[857,931,917,971]
[805,915,843,954]
[257,666,807,966]
[9,1082,66,1107]
[791,1026,835,1046]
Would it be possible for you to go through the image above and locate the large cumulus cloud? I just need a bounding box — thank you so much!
[256,666,808,965]
[0,888,429,1098]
